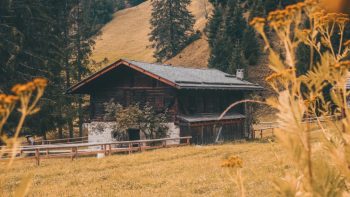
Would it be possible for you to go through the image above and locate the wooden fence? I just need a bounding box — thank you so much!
[1,136,192,166]
[32,136,89,145]
[253,122,277,139]
[252,115,339,139]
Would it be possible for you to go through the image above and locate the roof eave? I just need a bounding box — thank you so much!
[67,59,180,94]
[67,59,124,94]
[177,85,264,91]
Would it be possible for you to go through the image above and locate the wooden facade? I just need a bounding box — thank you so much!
[68,59,262,144]
[88,66,177,121]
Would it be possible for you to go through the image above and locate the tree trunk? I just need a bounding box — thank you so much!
[42,129,47,140]
[78,101,83,137]
[76,0,83,137]
[58,126,63,139]
[68,120,74,138]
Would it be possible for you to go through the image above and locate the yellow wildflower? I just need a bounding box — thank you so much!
[340,61,350,68]
[249,17,265,26]
[221,156,243,168]
[33,78,48,88]
[3,95,19,105]
[266,72,282,82]
[0,94,7,101]
[343,40,350,47]
[11,82,35,95]
[249,17,266,34]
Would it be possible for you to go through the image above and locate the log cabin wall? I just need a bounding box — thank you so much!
[177,89,244,115]
[179,120,245,144]
[87,66,177,121]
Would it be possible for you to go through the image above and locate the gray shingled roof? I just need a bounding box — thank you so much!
[125,59,262,90]
[67,59,263,93]
[177,113,245,123]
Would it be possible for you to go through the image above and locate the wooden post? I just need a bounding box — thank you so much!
[201,126,204,145]
[35,149,40,166]
[46,149,49,157]
[75,147,78,159]
[108,144,112,156]
[104,145,107,155]
[162,140,167,148]
[71,147,75,161]
[128,143,132,154]
[260,129,263,139]
[186,138,190,145]
[139,142,143,152]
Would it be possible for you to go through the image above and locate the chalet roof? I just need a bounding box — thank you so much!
[177,113,245,123]
[67,59,263,94]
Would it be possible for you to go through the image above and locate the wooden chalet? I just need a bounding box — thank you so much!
[67,59,263,144]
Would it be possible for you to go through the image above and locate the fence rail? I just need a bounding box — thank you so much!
[1,136,192,166]
[30,136,89,145]
[252,115,340,139]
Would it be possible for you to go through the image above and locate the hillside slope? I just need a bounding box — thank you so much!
[92,0,212,69]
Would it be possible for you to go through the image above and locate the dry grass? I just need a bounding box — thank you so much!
[91,0,212,71]
[0,142,285,196]
[165,37,210,68]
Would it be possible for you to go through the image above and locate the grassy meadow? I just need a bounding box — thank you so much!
[0,142,286,196]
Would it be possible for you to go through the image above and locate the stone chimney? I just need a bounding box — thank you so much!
[236,69,244,80]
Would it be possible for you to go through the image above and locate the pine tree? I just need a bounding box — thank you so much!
[0,0,70,138]
[207,5,224,50]
[128,0,145,6]
[149,0,195,61]
[247,0,265,19]
[207,0,257,74]
[0,0,103,139]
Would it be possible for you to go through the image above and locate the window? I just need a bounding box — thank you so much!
[155,96,164,108]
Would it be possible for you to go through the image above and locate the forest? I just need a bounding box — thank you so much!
[0,0,144,139]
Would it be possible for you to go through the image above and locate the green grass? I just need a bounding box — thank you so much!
[0,142,284,196]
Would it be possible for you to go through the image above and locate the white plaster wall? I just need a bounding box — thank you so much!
[166,122,180,145]
[83,121,180,145]
[83,122,117,143]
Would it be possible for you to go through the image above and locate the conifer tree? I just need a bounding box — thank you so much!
[207,5,224,50]
[207,0,257,74]
[129,0,145,6]
[149,0,195,61]
[0,0,106,138]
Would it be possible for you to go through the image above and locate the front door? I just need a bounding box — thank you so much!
[128,129,140,141]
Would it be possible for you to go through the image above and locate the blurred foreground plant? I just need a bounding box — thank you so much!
[249,0,350,195]
[0,78,47,197]
[221,156,245,197]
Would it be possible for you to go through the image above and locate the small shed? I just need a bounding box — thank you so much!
[67,59,263,144]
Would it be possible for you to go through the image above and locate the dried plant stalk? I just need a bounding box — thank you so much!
[249,0,350,195]
[0,78,47,196]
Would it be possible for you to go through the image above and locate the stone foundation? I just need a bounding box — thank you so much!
[83,122,117,143]
[165,123,180,145]
[83,122,180,144]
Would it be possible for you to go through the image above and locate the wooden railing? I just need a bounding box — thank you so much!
[31,136,89,145]
[252,115,339,139]
[1,136,192,166]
